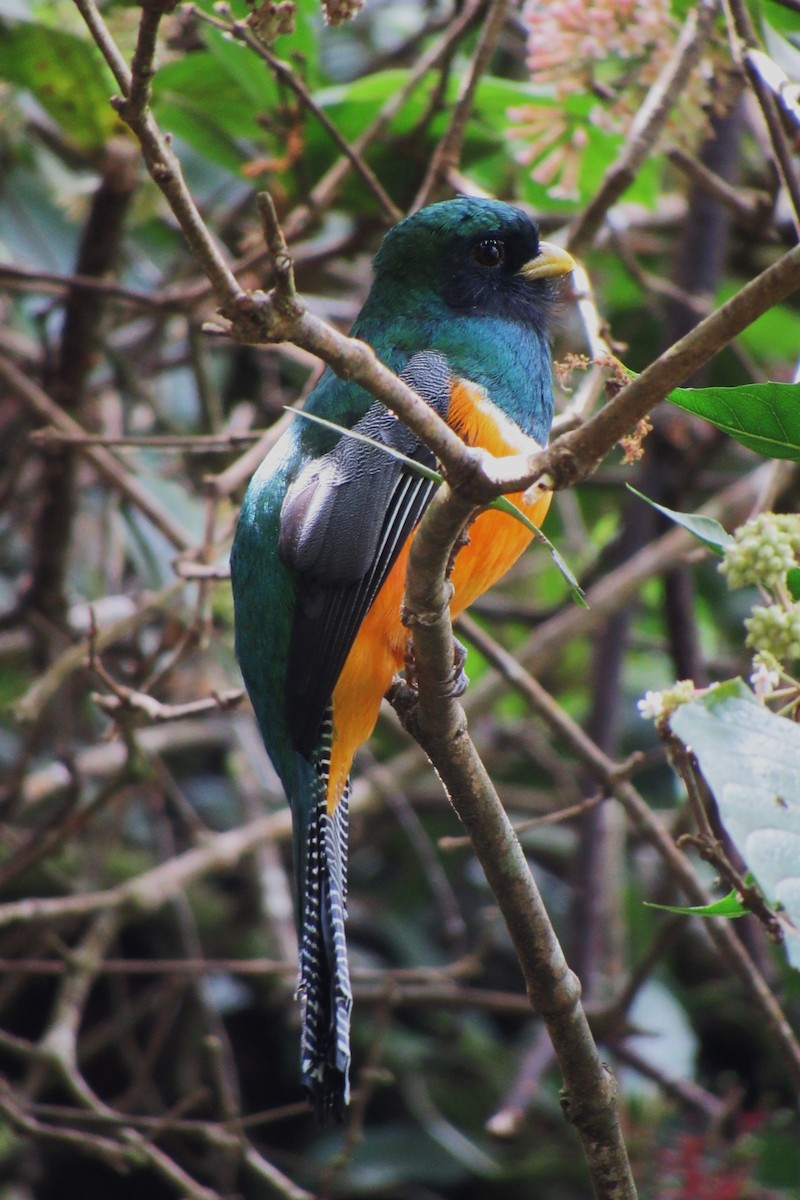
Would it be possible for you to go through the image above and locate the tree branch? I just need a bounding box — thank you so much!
[393,484,638,1200]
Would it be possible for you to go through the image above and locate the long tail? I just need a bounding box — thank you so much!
[296,758,352,1121]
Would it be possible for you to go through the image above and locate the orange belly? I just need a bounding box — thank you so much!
[326,379,551,809]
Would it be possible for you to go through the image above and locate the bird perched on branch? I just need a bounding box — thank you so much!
[230,197,574,1119]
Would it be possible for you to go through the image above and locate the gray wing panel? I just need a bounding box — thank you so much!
[280,351,452,757]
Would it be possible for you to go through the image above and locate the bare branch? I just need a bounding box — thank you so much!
[1,358,194,552]
[394,483,638,1199]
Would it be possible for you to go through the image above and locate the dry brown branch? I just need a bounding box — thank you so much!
[1,358,194,553]
[0,811,291,930]
[92,687,243,723]
[666,145,773,227]
[13,579,186,725]
[395,485,638,1198]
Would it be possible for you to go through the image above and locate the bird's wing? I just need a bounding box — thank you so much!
[279,350,451,757]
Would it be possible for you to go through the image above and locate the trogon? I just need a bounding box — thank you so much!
[230,197,574,1118]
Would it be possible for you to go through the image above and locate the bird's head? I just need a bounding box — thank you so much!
[369,196,574,330]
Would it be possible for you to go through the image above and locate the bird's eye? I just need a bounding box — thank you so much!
[473,238,504,268]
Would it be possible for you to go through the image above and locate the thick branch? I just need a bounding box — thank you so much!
[492,240,800,497]
[395,486,637,1200]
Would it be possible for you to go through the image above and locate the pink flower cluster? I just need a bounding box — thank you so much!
[525,0,675,86]
[512,0,720,200]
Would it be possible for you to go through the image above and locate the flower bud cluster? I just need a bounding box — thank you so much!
[745,604,800,663]
[637,679,697,721]
[720,513,800,590]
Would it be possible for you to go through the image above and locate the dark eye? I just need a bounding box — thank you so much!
[473,238,504,268]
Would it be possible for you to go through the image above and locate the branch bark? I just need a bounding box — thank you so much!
[393,485,638,1199]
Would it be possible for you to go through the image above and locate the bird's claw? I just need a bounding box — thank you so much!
[448,637,470,698]
[403,637,469,697]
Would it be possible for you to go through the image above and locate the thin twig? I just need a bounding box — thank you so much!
[666,145,772,227]
[190,3,402,224]
[664,731,783,940]
[73,0,243,309]
[567,0,718,254]
[452,614,800,1090]
[412,0,510,209]
[13,579,185,725]
[30,429,263,450]
[1,357,194,552]
[722,0,800,233]
[92,687,243,723]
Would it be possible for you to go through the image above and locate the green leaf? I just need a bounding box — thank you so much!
[644,888,750,918]
[668,383,800,461]
[627,486,734,557]
[494,497,587,607]
[788,567,800,602]
[290,410,587,605]
[313,69,424,138]
[153,52,265,173]
[670,687,800,970]
[0,17,122,151]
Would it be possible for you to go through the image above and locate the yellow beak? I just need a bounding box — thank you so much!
[519,241,575,281]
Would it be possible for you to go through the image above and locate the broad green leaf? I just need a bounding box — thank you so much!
[0,18,123,151]
[788,567,800,602]
[627,486,734,557]
[670,686,800,970]
[314,69,422,135]
[153,52,265,173]
[196,23,281,115]
[645,889,750,919]
[668,383,800,461]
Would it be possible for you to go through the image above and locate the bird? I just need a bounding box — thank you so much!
[230,196,574,1119]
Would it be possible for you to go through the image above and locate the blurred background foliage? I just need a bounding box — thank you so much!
[1,0,800,1196]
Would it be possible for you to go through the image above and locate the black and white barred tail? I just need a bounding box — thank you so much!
[298,777,352,1121]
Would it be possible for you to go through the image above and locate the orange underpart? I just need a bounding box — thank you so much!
[327,380,552,811]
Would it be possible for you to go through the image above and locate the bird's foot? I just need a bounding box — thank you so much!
[403,636,469,697]
[448,637,469,698]
[403,638,417,692]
